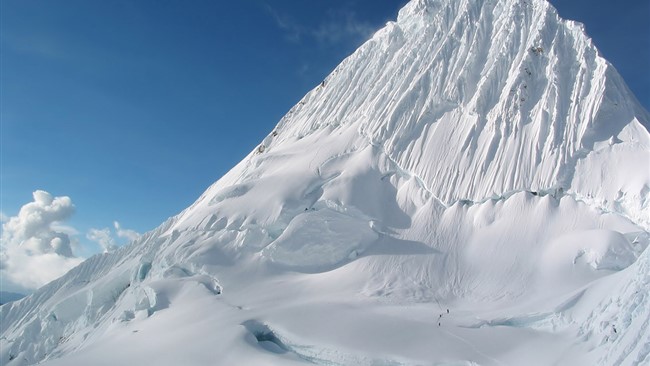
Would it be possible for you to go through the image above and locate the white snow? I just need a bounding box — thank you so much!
[2,0,649,365]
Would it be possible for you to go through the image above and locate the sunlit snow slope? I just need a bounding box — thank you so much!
[2,0,649,365]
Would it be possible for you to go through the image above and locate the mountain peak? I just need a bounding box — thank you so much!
[266,0,648,225]
[2,0,649,365]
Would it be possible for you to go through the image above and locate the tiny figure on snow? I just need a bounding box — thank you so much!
[530,46,544,55]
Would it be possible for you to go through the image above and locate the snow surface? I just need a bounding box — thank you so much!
[2,0,649,365]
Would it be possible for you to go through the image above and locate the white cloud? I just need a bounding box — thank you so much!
[87,221,140,253]
[265,4,377,46]
[50,222,79,236]
[87,228,117,253]
[1,191,143,292]
[265,4,303,43]
[114,221,140,242]
[312,11,376,45]
[1,190,84,291]
[3,190,75,246]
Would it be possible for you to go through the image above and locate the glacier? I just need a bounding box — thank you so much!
[2,0,649,365]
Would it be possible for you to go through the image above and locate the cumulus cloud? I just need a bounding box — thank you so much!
[87,221,140,253]
[1,190,84,291]
[1,191,143,292]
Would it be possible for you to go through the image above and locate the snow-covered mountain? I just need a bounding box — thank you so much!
[2,0,649,365]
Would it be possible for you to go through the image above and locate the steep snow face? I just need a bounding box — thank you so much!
[2,0,650,365]
[576,245,650,365]
[262,0,649,226]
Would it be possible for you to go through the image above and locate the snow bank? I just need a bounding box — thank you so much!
[263,208,378,270]
[542,229,636,272]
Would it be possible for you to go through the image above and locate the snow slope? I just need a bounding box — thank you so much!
[2,0,649,365]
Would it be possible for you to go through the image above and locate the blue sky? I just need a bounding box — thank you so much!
[1,0,649,287]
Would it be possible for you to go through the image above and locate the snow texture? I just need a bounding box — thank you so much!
[1,0,649,365]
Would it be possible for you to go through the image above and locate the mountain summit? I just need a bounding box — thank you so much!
[2,0,649,365]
